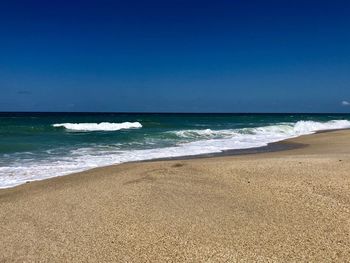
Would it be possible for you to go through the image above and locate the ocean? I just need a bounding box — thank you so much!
[1,112,350,188]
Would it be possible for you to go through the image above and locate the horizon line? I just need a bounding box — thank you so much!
[0,111,349,115]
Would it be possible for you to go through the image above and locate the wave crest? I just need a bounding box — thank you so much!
[172,120,350,140]
[172,129,238,139]
[53,122,142,131]
[2,119,349,189]
[293,120,350,134]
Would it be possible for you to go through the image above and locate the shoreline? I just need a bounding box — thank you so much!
[1,126,348,190]
[150,128,349,162]
[0,131,310,190]
[140,140,306,162]
[3,128,346,190]
[1,129,350,261]
[0,137,305,190]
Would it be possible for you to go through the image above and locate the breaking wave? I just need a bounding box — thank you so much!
[1,119,349,188]
[52,122,142,131]
[172,120,350,140]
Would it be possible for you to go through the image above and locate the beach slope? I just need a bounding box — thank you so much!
[1,130,350,262]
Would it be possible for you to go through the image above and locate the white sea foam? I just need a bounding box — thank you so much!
[172,129,239,139]
[52,122,142,131]
[1,120,350,188]
[173,120,350,139]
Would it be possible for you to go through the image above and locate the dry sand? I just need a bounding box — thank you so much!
[1,130,350,262]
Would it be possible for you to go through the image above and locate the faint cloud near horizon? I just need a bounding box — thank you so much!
[341,100,350,106]
[17,90,32,95]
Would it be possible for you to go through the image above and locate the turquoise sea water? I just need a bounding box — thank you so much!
[1,112,350,188]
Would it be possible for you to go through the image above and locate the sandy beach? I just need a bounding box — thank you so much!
[1,129,350,262]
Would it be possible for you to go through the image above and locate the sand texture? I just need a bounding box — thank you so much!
[1,130,350,262]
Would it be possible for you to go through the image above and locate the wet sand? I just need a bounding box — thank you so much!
[1,130,350,262]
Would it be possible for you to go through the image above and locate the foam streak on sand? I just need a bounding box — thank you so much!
[53,122,142,131]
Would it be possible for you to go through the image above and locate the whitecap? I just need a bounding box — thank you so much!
[52,122,142,131]
[2,119,350,189]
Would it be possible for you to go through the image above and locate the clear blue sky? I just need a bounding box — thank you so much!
[0,0,349,112]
